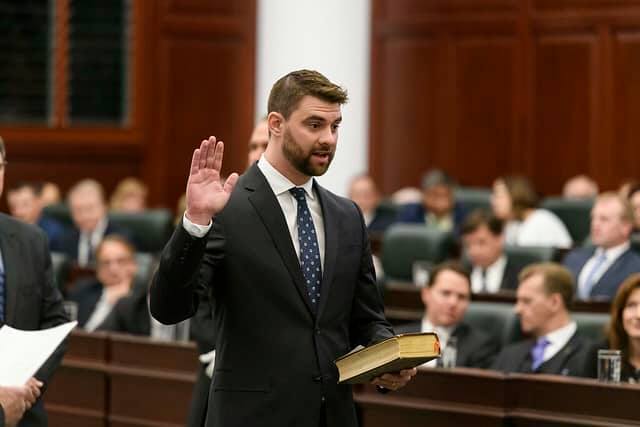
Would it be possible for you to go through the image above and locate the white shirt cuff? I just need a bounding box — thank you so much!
[182,212,212,238]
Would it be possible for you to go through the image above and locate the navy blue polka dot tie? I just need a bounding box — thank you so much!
[289,187,322,311]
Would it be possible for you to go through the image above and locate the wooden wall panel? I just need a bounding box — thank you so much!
[451,37,517,184]
[612,31,640,187]
[530,34,597,195]
[0,0,255,213]
[143,0,255,209]
[372,0,640,195]
[373,37,441,191]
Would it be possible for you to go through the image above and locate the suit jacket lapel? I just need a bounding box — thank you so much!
[315,184,337,320]
[245,166,315,316]
[592,249,628,294]
[540,333,580,375]
[0,219,20,324]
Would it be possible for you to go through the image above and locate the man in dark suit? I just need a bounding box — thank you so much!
[396,169,467,234]
[348,174,395,233]
[67,235,136,330]
[150,69,415,427]
[563,192,640,300]
[0,139,69,426]
[396,261,499,368]
[6,181,67,251]
[461,209,528,293]
[492,263,597,377]
[61,179,128,266]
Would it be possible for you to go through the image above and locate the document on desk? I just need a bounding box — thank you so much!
[0,321,77,386]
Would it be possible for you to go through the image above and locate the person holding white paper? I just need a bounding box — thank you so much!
[0,382,41,427]
[0,137,69,426]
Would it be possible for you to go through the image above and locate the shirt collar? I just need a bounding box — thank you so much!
[596,241,630,261]
[486,254,507,273]
[421,317,455,340]
[257,154,315,199]
[542,321,577,346]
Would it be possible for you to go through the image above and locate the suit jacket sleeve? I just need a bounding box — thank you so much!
[348,205,394,347]
[0,404,5,427]
[468,335,500,369]
[150,218,223,325]
[34,232,69,385]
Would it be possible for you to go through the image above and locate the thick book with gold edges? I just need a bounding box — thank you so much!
[335,332,440,384]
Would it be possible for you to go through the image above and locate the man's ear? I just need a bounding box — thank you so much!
[421,287,431,307]
[268,112,284,137]
[549,292,563,312]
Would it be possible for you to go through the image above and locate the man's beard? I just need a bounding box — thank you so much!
[282,128,334,177]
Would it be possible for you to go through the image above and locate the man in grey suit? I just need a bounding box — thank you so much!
[396,261,499,368]
[150,70,416,427]
[563,192,640,300]
[0,138,69,426]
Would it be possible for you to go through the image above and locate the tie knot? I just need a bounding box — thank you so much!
[289,187,307,201]
[535,337,550,349]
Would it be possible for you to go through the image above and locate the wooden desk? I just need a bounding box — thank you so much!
[355,368,640,427]
[108,334,199,427]
[44,331,200,427]
[45,331,109,427]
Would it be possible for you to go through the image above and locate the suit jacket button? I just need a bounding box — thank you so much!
[312,375,322,382]
[315,328,321,335]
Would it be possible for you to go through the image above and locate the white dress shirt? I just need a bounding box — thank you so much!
[84,290,113,332]
[420,318,454,368]
[539,321,577,364]
[577,241,630,296]
[471,255,507,294]
[78,217,108,267]
[182,155,326,269]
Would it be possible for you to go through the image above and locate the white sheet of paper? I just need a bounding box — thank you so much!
[0,321,77,386]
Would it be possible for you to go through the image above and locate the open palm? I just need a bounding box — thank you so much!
[185,136,238,225]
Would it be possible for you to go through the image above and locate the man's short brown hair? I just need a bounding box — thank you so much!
[461,209,504,236]
[267,69,348,119]
[596,191,634,223]
[427,260,471,289]
[518,262,574,308]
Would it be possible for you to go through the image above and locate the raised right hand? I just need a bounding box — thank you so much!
[185,136,239,225]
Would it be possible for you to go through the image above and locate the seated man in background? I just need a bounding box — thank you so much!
[492,263,596,377]
[6,181,66,251]
[396,169,466,233]
[67,235,136,331]
[396,261,499,368]
[246,117,269,167]
[62,179,128,266]
[461,209,529,294]
[348,174,395,233]
[562,175,599,199]
[564,192,640,300]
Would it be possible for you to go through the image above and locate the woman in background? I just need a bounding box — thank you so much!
[110,177,148,212]
[491,175,572,248]
[607,273,640,383]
